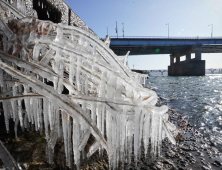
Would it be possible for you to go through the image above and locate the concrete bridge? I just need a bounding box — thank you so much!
[149,70,167,76]
[206,68,222,74]
[134,69,222,76]
[110,36,222,76]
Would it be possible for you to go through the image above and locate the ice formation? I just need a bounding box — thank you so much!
[0,0,178,169]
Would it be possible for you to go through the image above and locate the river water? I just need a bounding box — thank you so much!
[146,74,222,151]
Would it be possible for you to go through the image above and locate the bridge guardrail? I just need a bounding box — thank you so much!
[108,36,222,40]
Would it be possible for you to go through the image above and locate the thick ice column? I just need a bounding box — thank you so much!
[186,52,191,61]
[43,98,49,140]
[73,118,80,169]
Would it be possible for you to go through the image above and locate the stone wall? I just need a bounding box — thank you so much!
[2,0,99,38]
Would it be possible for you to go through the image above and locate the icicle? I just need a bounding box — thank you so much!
[55,25,63,42]
[96,104,102,132]
[52,52,64,93]
[115,113,121,168]
[62,112,68,166]
[101,104,105,136]
[126,113,134,164]
[29,97,34,125]
[10,100,16,121]
[14,113,19,139]
[158,113,163,157]
[143,110,151,158]
[106,72,117,99]
[67,114,71,168]
[57,62,64,93]
[115,78,123,100]
[73,118,80,169]
[38,98,43,133]
[133,107,141,164]
[76,56,81,91]
[138,110,145,160]
[56,109,62,139]
[43,98,49,140]
[151,111,160,158]
[9,84,18,122]
[18,84,22,94]
[33,43,43,61]
[98,73,106,98]
[81,100,87,112]
[24,112,28,129]
[2,101,10,133]
[7,100,13,121]
[119,107,127,168]
[47,108,59,165]
[47,11,50,18]
[33,98,38,131]
[69,56,75,85]
[91,103,96,123]
[0,69,3,87]
[106,108,114,169]
[17,99,23,128]
[23,85,31,122]
[48,101,53,130]
[111,113,117,169]
[84,76,89,95]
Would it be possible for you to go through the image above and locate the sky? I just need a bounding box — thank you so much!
[65,0,222,70]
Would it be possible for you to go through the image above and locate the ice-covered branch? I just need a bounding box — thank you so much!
[0,140,19,170]
[0,10,179,169]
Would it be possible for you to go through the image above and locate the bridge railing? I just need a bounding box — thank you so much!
[109,36,222,40]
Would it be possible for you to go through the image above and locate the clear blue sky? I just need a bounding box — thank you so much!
[66,0,222,70]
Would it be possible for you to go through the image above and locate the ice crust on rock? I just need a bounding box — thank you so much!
[0,2,179,169]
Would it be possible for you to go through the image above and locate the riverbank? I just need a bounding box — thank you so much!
[157,98,222,169]
[150,81,222,170]
[0,90,222,170]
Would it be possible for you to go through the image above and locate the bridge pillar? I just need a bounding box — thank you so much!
[176,57,180,63]
[186,53,191,61]
[168,55,175,76]
[168,51,205,76]
[170,55,174,65]
[195,46,201,60]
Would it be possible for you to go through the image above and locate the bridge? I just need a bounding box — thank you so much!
[110,36,222,76]
[138,69,222,76]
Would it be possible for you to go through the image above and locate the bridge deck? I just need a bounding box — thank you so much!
[110,37,222,55]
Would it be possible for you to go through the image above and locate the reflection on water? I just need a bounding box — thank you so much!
[146,75,222,150]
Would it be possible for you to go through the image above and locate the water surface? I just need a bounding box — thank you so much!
[146,75,222,150]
